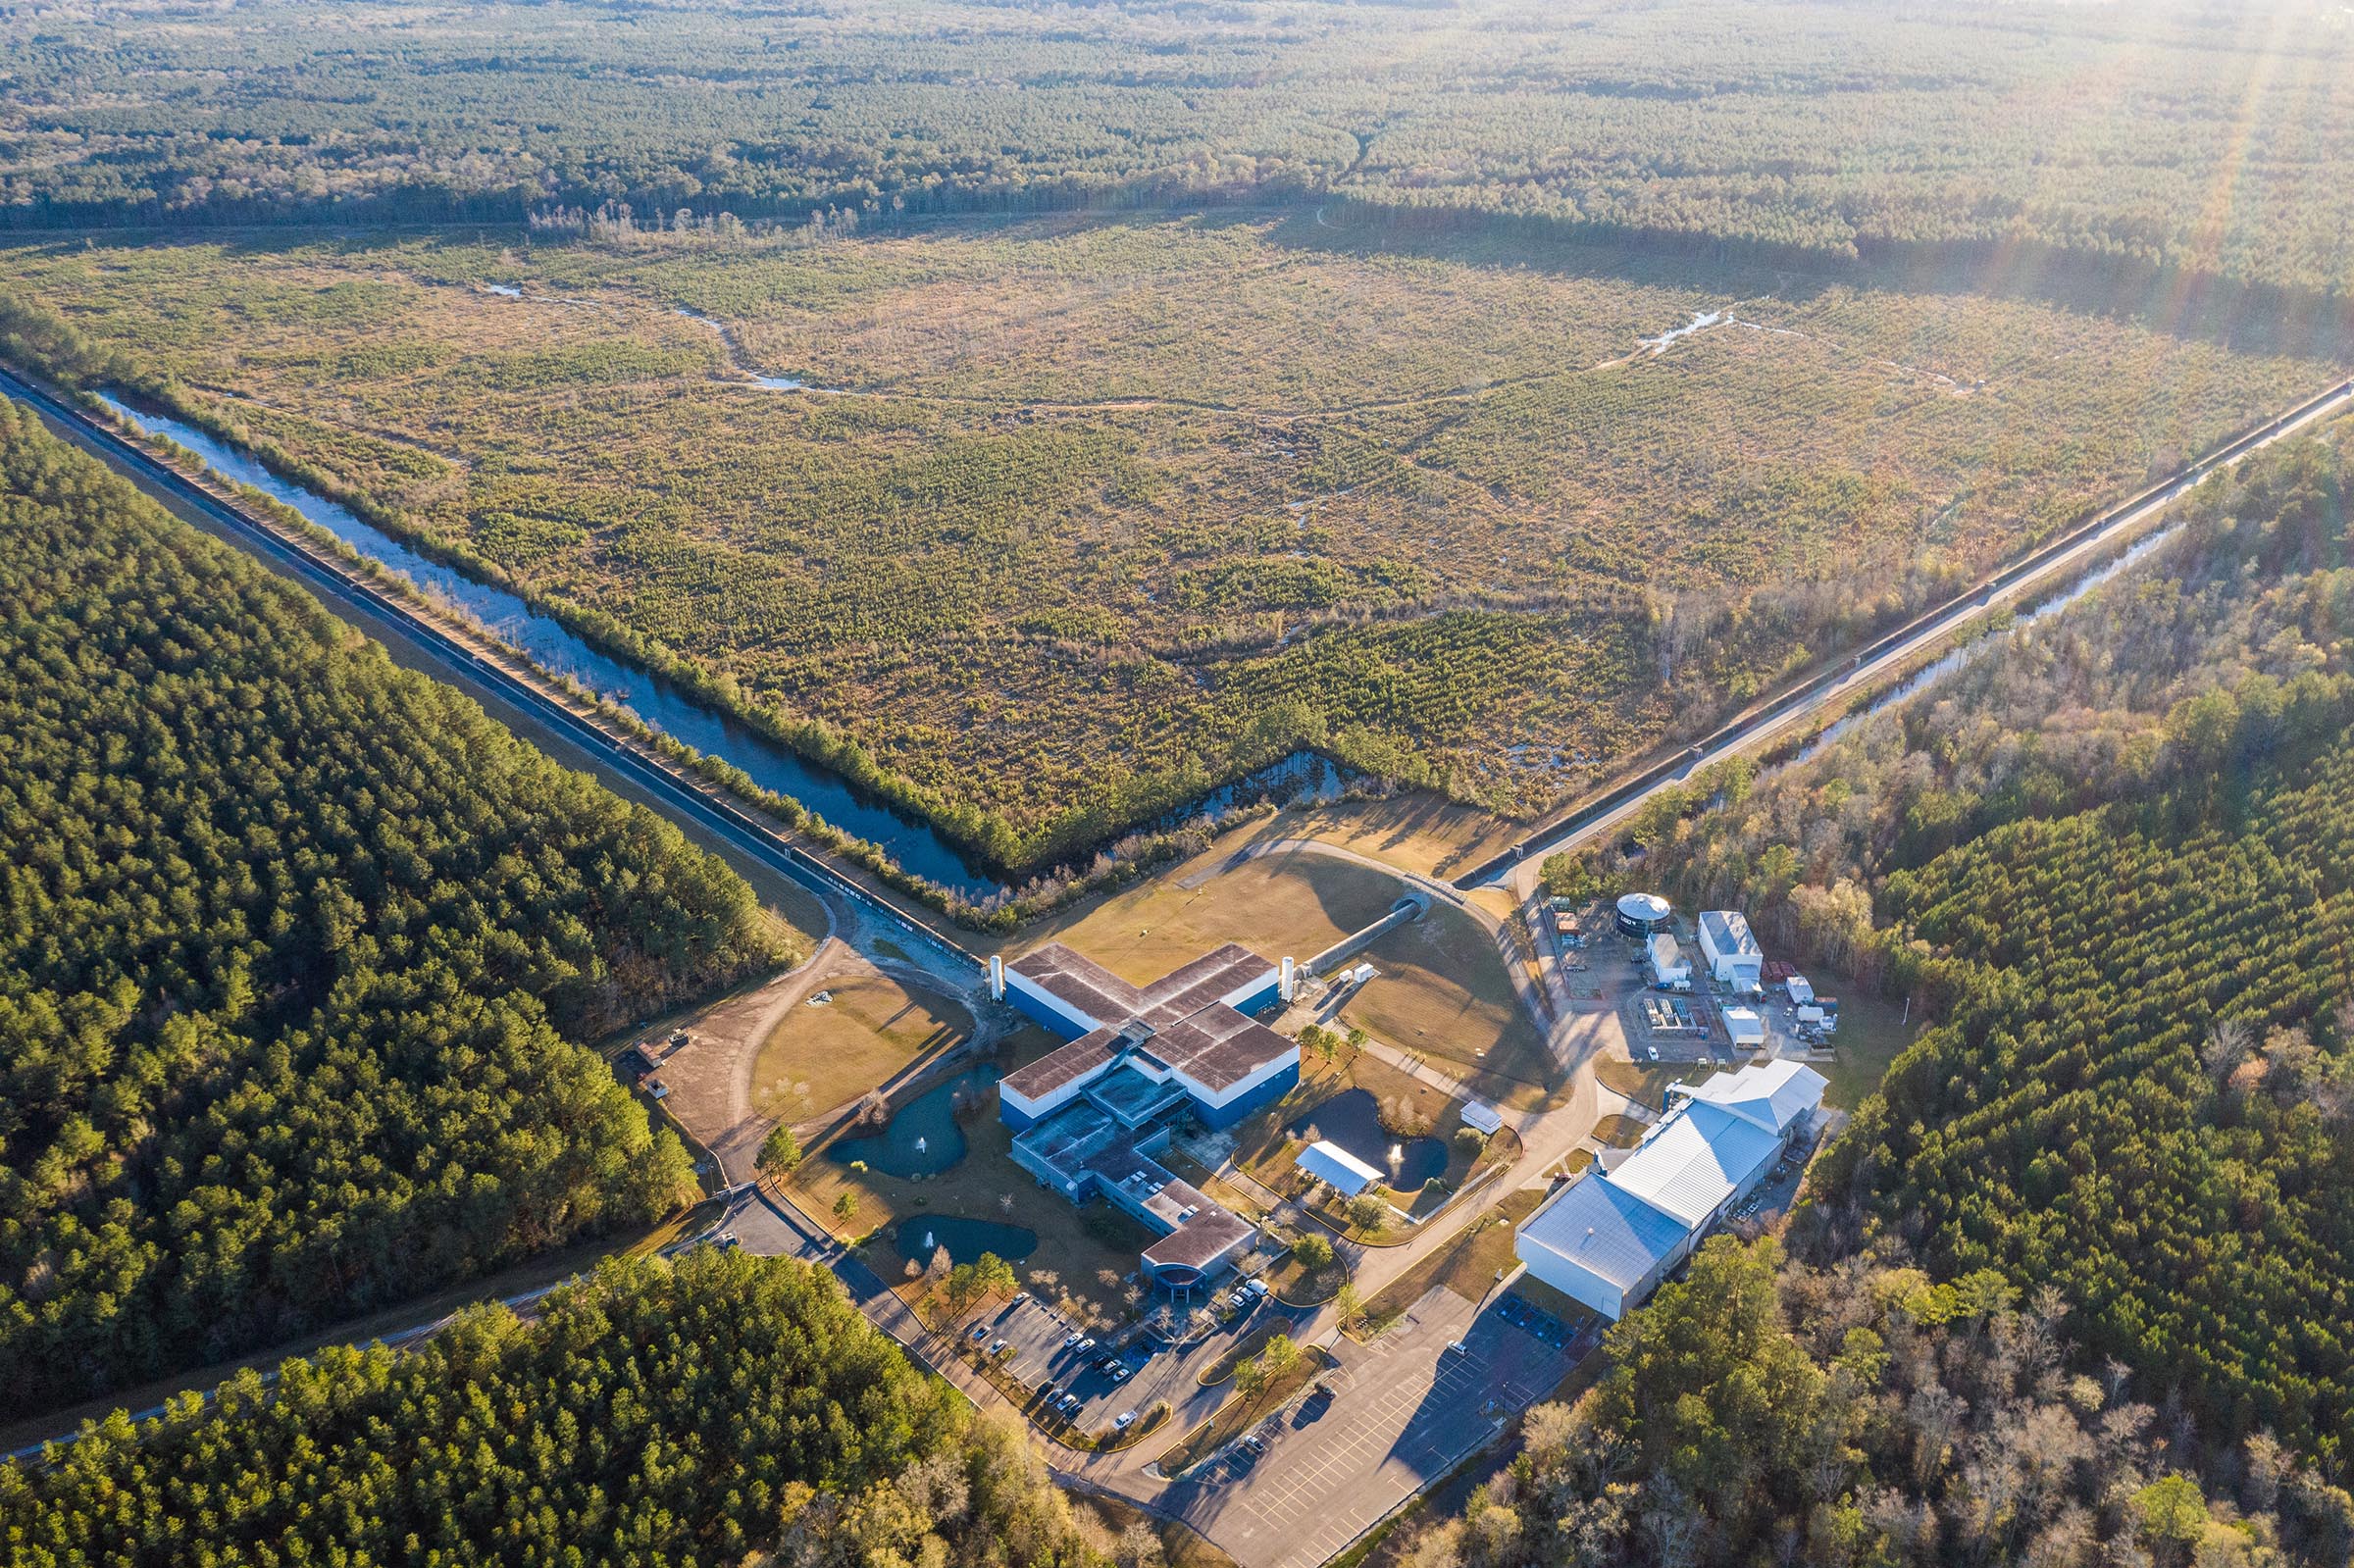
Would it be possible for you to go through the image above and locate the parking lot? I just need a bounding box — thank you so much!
[970,1283,1302,1441]
[1171,1284,1590,1568]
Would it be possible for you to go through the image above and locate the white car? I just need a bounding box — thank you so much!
[1114,1411,1136,1431]
[1062,1333,1084,1349]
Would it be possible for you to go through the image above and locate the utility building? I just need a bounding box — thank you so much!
[1515,1060,1824,1320]
[1647,933,1692,990]
[1698,910,1765,992]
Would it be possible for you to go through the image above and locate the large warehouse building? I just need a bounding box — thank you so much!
[1698,909,1766,992]
[1514,1059,1824,1320]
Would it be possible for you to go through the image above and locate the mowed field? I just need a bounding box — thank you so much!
[752,974,972,1123]
[7,214,2344,868]
[1024,834,1552,1093]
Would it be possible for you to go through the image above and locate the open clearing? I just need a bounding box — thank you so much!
[1026,835,1400,982]
[753,973,972,1123]
[11,214,2343,870]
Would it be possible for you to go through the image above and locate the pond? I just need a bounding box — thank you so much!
[895,1214,1038,1269]
[92,393,1004,899]
[1289,1087,1449,1191]
[827,1064,1001,1179]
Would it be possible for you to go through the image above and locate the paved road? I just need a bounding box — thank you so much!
[1458,374,2354,892]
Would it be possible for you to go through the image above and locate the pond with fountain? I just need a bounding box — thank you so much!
[826,1064,1002,1180]
[1288,1087,1449,1191]
[894,1215,1039,1269]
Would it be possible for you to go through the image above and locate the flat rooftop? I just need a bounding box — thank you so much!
[1001,941,1289,1102]
[1141,1204,1254,1275]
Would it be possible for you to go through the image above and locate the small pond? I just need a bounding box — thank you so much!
[895,1214,1038,1269]
[1289,1087,1449,1191]
[827,1064,1001,1179]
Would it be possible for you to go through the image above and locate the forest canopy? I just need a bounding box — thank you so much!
[1583,425,2354,1503]
[0,402,780,1418]
[0,1,2348,297]
[0,1248,1141,1568]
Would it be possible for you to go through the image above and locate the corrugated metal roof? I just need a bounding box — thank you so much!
[1699,909,1762,959]
[1518,1175,1688,1290]
[1610,1102,1781,1226]
[1297,1139,1385,1195]
[1679,1058,1826,1137]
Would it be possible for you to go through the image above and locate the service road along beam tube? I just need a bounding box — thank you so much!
[1458,375,2354,888]
[0,367,984,980]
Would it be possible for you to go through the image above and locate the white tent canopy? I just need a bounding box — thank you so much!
[1296,1139,1385,1196]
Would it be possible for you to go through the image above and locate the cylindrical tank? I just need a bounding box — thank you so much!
[1614,891,1673,937]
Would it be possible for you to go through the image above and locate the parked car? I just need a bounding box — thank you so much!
[1109,1365,1132,1383]
[990,1340,1009,1357]
[1063,1333,1084,1349]
[1241,1278,1268,1299]
[1011,1291,1029,1306]
[1075,1337,1097,1354]
[1057,1394,1081,1415]
[968,1325,989,1342]
[1037,1382,1057,1402]
[1114,1411,1136,1431]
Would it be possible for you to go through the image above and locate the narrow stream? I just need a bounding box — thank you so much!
[96,393,1004,897]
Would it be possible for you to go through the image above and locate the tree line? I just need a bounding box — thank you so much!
[1,1248,1160,1568]
[2,1,2348,298]
[1398,1238,2354,1568]
[0,403,781,1418]
[1506,426,2354,1552]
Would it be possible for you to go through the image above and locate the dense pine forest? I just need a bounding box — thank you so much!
[0,403,781,1418]
[2,1,2348,298]
[0,1248,1141,1568]
[1497,427,2354,1558]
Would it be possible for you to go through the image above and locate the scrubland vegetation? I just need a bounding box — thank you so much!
[2,212,2336,873]
[0,406,778,1418]
[4,0,2350,298]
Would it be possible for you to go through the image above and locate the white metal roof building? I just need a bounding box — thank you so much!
[1515,1059,1824,1320]
[1698,910,1765,991]
[1646,933,1690,987]
[1296,1138,1386,1197]
[1722,1005,1766,1049]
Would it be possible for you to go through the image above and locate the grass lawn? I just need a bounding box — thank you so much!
[1817,986,1920,1110]
[1591,1113,1649,1148]
[1257,1242,1349,1307]
[1350,1189,1543,1339]
[1594,1056,1721,1112]
[1342,900,1556,1101]
[785,1034,1161,1329]
[751,973,971,1122]
[1014,833,1399,984]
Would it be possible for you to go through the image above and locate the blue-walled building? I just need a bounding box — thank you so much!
[996,941,1298,1290]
